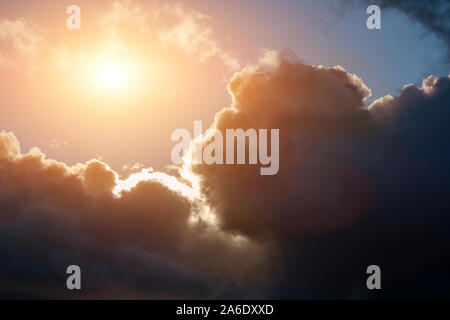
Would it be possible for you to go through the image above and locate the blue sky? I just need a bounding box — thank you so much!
[188,0,447,104]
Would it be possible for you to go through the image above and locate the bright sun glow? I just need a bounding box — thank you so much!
[90,56,136,93]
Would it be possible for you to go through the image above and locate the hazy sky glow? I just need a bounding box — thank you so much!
[0,0,447,171]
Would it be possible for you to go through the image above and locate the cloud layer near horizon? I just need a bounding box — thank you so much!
[1,49,450,298]
[0,132,267,299]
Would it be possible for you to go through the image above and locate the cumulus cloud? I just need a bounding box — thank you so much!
[369,74,450,121]
[191,50,374,239]
[0,131,267,299]
[5,1,239,73]
[185,50,450,297]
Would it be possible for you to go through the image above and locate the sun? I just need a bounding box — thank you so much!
[95,62,129,89]
[90,56,136,93]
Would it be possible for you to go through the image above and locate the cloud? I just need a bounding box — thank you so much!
[99,0,151,40]
[0,18,44,69]
[49,1,240,73]
[157,3,240,70]
[98,0,240,69]
[369,74,450,121]
[2,47,450,298]
[190,50,374,239]
[185,50,450,297]
[0,131,267,299]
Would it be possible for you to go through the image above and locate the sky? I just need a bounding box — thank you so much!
[0,0,450,299]
[0,0,447,172]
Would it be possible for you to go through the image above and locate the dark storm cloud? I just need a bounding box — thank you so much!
[193,51,375,238]
[191,51,450,298]
[0,134,267,299]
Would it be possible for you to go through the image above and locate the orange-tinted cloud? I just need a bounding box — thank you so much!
[185,51,450,298]
[0,18,44,69]
[0,131,267,298]
[158,2,240,70]
[191,50,374,238]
